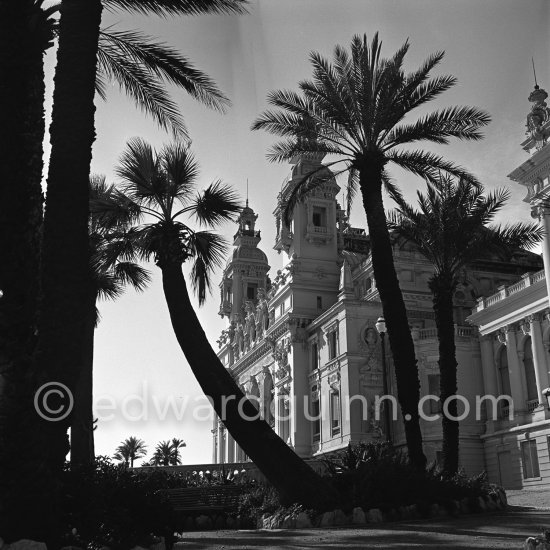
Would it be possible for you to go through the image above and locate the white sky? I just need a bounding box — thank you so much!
[43,0,550,465]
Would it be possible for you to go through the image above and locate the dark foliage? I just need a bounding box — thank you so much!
[324,442,490,513]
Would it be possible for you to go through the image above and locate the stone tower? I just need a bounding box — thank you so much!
[218,201,270,323]
[508,81,550,303]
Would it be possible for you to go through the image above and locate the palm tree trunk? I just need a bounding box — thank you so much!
[160,262,336,508]
[70,292,98,467]
[0,1,51,542]
[359,159,426,471]
[430,274,459,476]
[29,0,102,544]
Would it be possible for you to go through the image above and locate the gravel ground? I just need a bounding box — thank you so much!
[173,508,550,549]
[507,489,550,509]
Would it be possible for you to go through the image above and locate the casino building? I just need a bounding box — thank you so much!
[212,82,550,489]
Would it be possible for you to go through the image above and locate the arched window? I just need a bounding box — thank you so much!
[498,347,511,397]
[523,337,538,402]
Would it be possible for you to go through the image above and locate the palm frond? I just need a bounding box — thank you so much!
[103,0,248,17]
[97,45,188,139]
[161,142,200,204]
[390,175,544,277]
[188,231,227,305]
[95,271,124,301]
[382,106,491,150]
[90,176,143,231]
[99,29,230,112]
[113,262,152,292]
[191,180,241,226]
[386,149,480,186]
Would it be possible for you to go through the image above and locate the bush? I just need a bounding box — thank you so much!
[323,442,490,513]
[60,457,252,549]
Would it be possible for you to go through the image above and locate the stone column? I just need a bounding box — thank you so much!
[217,424,226,464]
[504,326,526,412]
[211,428,218,464]
[536,204,550,305]
[226,432,235,463]
[528,313,549,405]
[480,335,498,397]
[290,341,311,457]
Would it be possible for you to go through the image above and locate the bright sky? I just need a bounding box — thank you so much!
[44,0,550,465]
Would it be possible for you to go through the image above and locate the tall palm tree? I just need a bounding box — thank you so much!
[36,0,248,485]
[113,436,147,467]
[252,33,491,470]
[171,437,187,465]
[100,137,335,508]
[71,176,151,467]
[388,177,542,475]
[1,1,246,544]
[0,3,59,543]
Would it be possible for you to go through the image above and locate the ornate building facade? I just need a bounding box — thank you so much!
[212,84,550,489]
[468,82,550,488]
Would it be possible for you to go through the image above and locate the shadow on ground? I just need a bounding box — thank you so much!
[174,509,550,549]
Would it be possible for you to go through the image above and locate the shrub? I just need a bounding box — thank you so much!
[60,457,253,549]
[323,442,491,512]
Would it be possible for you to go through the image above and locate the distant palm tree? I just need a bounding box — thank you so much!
[170,438,187,465]
[99,138,335,507]
[71,176,151,468]
[388,176,542,475]
[151,441,174,466]
[252,33,490,470]
[113,436,147,467]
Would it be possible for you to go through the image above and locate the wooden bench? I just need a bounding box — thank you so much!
[164,485,243,514]
[163,485,243,548]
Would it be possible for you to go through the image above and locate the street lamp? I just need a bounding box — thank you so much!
[375,316,392,443]
[542,387,550,410]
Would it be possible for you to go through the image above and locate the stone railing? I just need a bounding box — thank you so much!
[527,398,540,413]
[475,270,545,312]
[415,325,474,340]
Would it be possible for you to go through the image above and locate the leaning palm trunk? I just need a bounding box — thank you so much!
[430,274,459,475]
[359,160,426,471]
[160,262,336,508]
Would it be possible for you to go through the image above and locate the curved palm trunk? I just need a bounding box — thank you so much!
[161,262,336,508]
[359,160,426,471]
[430,274,459,476]
[70,292,98,467]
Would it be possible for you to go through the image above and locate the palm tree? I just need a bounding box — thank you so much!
[100,137,336,508]
[113,436,147,467]
[171,437,187,465]
[71,176,151,467]
[151,440,174,466]
[252,33,491,470]
[387,177,542,475]
[0,3,58,542]
[36,0,248,483]
[3,1,246,544]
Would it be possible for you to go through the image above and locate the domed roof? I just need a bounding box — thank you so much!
[225,245,268,269]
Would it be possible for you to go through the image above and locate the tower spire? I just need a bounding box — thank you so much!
[246,178,249,207]
[532,57,539,89]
